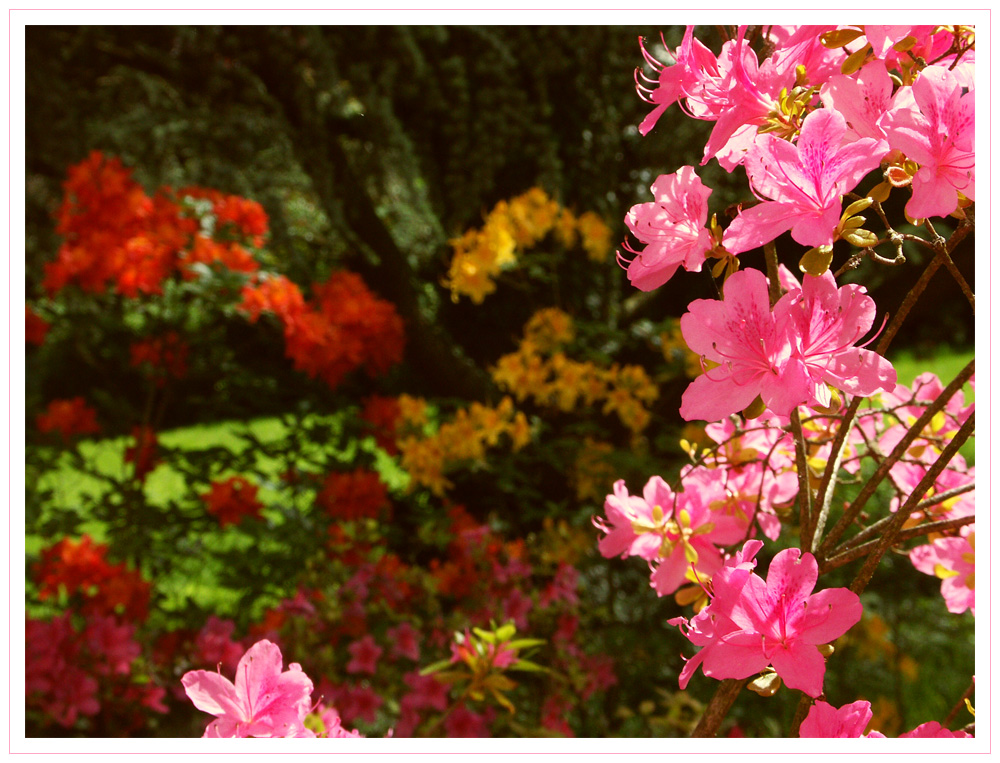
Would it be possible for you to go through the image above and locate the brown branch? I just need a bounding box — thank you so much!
[848,412,974,596]
[944,678,976,727]
[817,359,974,557]
[820,514,976,574]
[924,216,975,313]
[691,679,744,737]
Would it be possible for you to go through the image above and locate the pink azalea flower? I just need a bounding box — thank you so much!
[899,721,972,738]
[648,465,751,597]
[619,166,714,291]
[314,703,364,738]
[594,477,672,561]
[884,65,974,219]
[723,108,887,254]
[799,699,886,738]
[673,542,862,697]
[181,639,315,738]
[679,268,809,421]
[774,271,897,408]
[636,27,786,170]
[909,525,975,615]
[889,458,975,522]
[821,60,916,143]
[346,634,383,675]
[635,26,728,137]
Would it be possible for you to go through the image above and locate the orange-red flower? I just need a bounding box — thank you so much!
[26,306,50,346]
[130,331,189,385]
[33,536,151,622]
[202,476,265,527]
[36,397,100,442]
[360,395,402,455]
[241,270,405,391]
[316,469,390,522]
[43,153,269,298]
[125,426,160,482]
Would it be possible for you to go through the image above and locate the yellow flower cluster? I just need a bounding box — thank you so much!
[396,396,531,496]
[444,188,614,304]
[492,308,658,435]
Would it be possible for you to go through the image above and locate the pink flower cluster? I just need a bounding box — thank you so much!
[595,472,752,598]
[669,541,861,697]
[679,267,895,421]
[623,26,974,291]
[800,699,971,738]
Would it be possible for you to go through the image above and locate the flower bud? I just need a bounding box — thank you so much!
[842,229,879,248]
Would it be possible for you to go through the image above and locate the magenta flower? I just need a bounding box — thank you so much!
[909,526,975,615]
[884,65,974,219]
[673,542,862,697]
[679,268,808,421]
[619,166,713,291]
[775,271,896,408]
[346,634,383,675]
[387,622,421,662]
[799,699,885,738]
[900,721,972,738]
[181,639,315,738]
[723,108,887,254]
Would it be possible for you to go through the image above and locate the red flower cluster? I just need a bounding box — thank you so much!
[239,271,405,390]
[44,151,196,297]
[182,234,259,278]
[360,395,402,455]
[35,397,100,442]
[125,426,160,483]
[180,186,269,247]
[129,331,189,385]
[33,536,151,622]
[42,152,270,298]
[316,468,390,522]
[26,305,50,346]
[201,476,264,527]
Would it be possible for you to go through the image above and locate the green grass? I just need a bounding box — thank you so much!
[26,412,411,626]
[889,346,975,399]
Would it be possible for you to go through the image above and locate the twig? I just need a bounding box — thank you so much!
[943,678,976,727]
[848,412,974,595]
[820,514,976,574]
[691,678,744,737]
[791,409,815,550]
[817,359,974,557]
[923,217,975,312]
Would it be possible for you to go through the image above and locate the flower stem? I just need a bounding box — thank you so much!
[691,678,744,737]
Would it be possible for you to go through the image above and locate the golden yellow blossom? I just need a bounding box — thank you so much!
[576,210,613,262]
[443,188,612,302]
[395,395,534,496]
